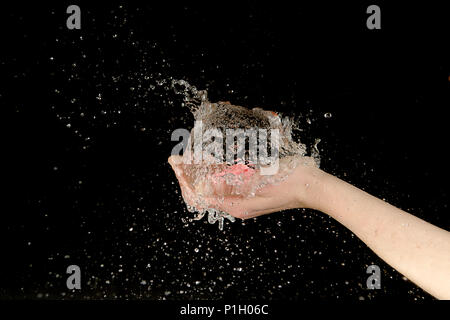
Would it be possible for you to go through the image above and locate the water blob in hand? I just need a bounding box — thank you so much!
[169,99,317,230]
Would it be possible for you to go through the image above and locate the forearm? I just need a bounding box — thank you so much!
[303,167,450,299]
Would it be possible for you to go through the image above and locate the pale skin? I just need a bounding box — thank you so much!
[168,155,450,299]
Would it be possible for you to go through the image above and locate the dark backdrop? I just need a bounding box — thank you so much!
[1,1,449,300]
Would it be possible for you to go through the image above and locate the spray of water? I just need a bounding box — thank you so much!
[171,80,320,230]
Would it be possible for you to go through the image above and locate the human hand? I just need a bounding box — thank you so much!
[168,155,321,219]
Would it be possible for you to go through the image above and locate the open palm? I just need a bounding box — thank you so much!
[168,155,318,219]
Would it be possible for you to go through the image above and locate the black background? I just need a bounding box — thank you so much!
[1,1,449,301]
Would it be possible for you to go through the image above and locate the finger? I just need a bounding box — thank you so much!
[168,155,183,166]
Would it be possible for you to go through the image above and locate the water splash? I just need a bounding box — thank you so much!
[172,80,320,230]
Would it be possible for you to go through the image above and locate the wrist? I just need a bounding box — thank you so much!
[293,161,329,211]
